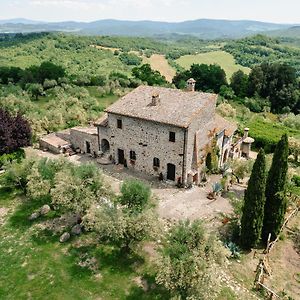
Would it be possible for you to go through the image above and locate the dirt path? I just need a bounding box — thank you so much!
[143,54,176,82]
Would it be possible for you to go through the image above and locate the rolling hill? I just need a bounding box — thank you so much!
[266,26,300,38]
[0,18,296,39]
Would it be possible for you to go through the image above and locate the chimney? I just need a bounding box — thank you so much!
[151,92,160,106]
[243,128,249,138]
[187,78,196,92]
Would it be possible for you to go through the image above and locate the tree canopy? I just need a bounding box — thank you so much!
[156,220,226,299]
[173,63,227,93]
[132,64,168,86]
[248,63,299,113]
[0,108,32,155]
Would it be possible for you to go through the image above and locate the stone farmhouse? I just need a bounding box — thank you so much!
[40,79,254,186]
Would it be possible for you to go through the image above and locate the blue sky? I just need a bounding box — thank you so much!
[0,0,299,23]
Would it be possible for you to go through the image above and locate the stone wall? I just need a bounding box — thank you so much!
[100,113,186,183]
[184,97,217,183]
[70,129,99,155]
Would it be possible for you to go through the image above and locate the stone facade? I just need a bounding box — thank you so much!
[95,83,238,185]
[39,82,245,186]
[99,113,186,183]
[70,127,99,156]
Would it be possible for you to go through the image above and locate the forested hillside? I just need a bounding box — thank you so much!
[1,32,300,146]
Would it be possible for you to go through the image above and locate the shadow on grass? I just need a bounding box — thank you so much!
[31,228,59,245]
[8,195,56,231]
[126,274,170,300]
[95,246,145,274]
[67,243,145,280]
[0,186,21,206]
[68,244,99,280]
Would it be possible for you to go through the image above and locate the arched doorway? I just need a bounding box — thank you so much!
[101,139,110,153]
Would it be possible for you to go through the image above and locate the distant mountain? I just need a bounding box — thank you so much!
[0,18,44,25]
[0,18,297,39]
[266,26,300,39]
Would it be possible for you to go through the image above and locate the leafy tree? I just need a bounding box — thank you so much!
[0,149,25,169]
[262,134,289,242]
[119,52,142,66]
[3,158,35,192]
[26,165,51,199]
[172,70,192,89]
[43,79,57,89]
[248,63,299,113]
[38,61,65,83]
[119,180,151,212]
[240,149,267,249]
[90,75,106,86]
[216,102,236,118]
[51,163,106,215]
[26,83,44,100]
[155,220,226,299]
[230,70,249,98]
[173,63,227,93]
[219,85,235,99]
[230,159,254,183]
[132,64,167,86]
[26,158,70,199]
[83,203,159,253]
[0,108,32,155]
[192,64,227,93]
[0,66,23,84]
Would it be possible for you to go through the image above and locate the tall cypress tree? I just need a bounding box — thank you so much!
[240,149,267,249]
[262,134,289,242]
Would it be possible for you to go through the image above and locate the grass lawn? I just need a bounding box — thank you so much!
[176,51,250,81]
[142,54,176,82]
[0,182,168,300]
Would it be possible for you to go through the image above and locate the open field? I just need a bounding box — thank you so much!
[0,172,169,300]
[90,44,120,52]
[143,54,176,82]
[176,51,251,81]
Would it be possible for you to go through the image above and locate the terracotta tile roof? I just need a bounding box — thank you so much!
[214,114,237,137]
[40,134,71,148]
[94,113,108,127]
[105,85,217,128]
[71,127,98,135]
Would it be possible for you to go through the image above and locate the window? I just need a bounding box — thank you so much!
[117,119,122,129]
[153,157,160,168]
[130,150,136,161]
[169,131,176,142]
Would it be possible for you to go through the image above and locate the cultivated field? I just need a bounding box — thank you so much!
[176,51,250,81]
[142,54,176,82]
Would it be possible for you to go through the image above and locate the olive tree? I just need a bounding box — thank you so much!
[83,203,159,253]
[51,163,107,215]
[155,220,227,300]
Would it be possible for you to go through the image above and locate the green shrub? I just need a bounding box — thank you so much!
[292,175,300,187]
[0,149,25,169]
[119,180,151,212]
[119,53,142,66]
